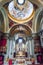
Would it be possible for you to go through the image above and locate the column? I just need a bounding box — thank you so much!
[9,39,13,59]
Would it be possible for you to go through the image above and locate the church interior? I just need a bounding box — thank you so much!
[0,0,43,65]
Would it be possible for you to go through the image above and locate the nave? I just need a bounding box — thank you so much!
[0,0,43,65]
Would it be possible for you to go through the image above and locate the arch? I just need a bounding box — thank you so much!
[32,7,43,33]
[9,24,32,37]
[0,0,43,7]
[40,18,43,30]
[0,6,9,33]
[29,0,43,7]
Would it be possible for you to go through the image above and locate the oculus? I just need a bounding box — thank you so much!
[17,0,25,5]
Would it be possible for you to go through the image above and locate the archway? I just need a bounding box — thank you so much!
[4,24,35,64]
[9,24,32,37]
[0,7,9,64]
[32,7,43,58]
[8,24,32,56]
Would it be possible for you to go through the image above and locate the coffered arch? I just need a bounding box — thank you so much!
[9,24,32,37]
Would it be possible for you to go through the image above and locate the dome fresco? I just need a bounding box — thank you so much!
[0,0,43,65]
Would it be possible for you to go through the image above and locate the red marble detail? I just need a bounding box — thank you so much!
[37,55,43,63]
[28,21,32,28]
[0,55,4,65]
[0,39,7,46]
[9,59,12,65]
[9,19,14,27]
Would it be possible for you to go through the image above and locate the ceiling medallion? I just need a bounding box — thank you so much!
[8,0,35,24]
